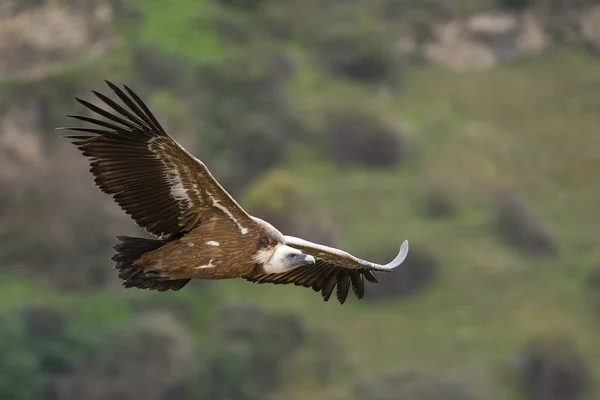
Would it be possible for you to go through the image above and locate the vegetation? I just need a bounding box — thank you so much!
[1,0,600,399]
[516,336,592,400]
[364,246,439,302]
[352,370,481,400]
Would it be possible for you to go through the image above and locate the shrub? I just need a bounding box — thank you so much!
[195,45,301,194]
[216,304,306,363]
[497,0,536,10]
[493,194,559,256]
[215,0,268,11]
[418,184,459,218]
[132,45,189,90]
[515,336,591,400]
[55,313,195,400]
[0,145,137,291]
[310,331,352,385]
[184,304,307,400]
[381,0,452,21]
[242,169,338,246]
[587,261,600,289]
[0,306,91,400]
[365,245,438,301]
[325,107,408,168]
[312,23,402,85]
[353,370,480,400]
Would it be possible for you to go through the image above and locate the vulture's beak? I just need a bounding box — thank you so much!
[303,254,316,266]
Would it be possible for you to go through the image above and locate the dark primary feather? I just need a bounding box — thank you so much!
[60,80,252,240]
[245,261,378,304]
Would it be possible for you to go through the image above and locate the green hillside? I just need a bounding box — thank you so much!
[1,1,599,399]
[220,47,600,400]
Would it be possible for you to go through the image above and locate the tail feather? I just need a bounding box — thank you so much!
[112,236,190,291]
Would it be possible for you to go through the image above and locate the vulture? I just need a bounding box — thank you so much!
[61,81,409,304]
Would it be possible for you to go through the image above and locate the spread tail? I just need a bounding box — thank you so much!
[112,236,190,291]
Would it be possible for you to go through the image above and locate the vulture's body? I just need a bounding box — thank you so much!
[62,81,409,304]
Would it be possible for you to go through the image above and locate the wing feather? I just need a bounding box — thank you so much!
[61,81,254,239]
[244,238,408,304]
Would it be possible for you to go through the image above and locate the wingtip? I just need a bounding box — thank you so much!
[383,240,409,270]
[104,80,120,91]
[401,239,409,252]
[398,239,409,261]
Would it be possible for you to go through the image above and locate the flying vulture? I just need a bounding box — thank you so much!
[61,81,409,304]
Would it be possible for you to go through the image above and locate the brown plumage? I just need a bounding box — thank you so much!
[60,81,409,304]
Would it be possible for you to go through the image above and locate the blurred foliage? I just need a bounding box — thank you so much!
[178,305,307,400]
[417,183,460,218]
[2,0,600,400]
[366,245,439,301]
[352,370,481,400]
[497,0,536,10]
[0,146,132,290]
[242,169,338,245]
[324,105,408,168]
[516,336,592,400]
[0,306,98,400]
[493,194,559,257]
[312,22,402,85]
[123,0,231,63]
[56,313,195,400]
[195,44,302,192]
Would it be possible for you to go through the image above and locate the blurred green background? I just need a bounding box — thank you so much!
[1,0,600,399]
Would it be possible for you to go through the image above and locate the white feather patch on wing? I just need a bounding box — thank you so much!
[196,260,215,269]
[206,241,220,246]
[206,190,249,235]
[149,137,193,206]
[168,175,189,203]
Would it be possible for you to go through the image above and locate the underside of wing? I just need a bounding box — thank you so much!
[60,81,254,239]
[245,237,409,304]
[244,261,378,304]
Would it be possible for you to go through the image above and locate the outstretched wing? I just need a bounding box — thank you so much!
[245,237,409,304]
[61,81,254,239]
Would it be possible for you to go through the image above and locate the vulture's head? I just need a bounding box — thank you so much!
[261,245,315,274]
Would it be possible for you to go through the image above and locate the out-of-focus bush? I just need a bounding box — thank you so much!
[56,313,195,400]
[132,45,189,90]
[310,331,352,385]
[497,0,536,10]
[418,183,459,218]
[0,306,92,400]
[196,44,302,194]
[381,0,452,21]
[215,0,268,11]
[216,304,306,365]
[587,260,600,291]
[587,261,600,315]
[364,245,438,301]
[179,304,307,400]
[515,336,591,400]
[242,169,338,246]
[353,370,481,400]
[0,145,136,290]
[324,106,408,168]
[493,194,559,256]
[312,23,402,85]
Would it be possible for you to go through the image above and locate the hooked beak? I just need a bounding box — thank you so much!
[303,254,316,266]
